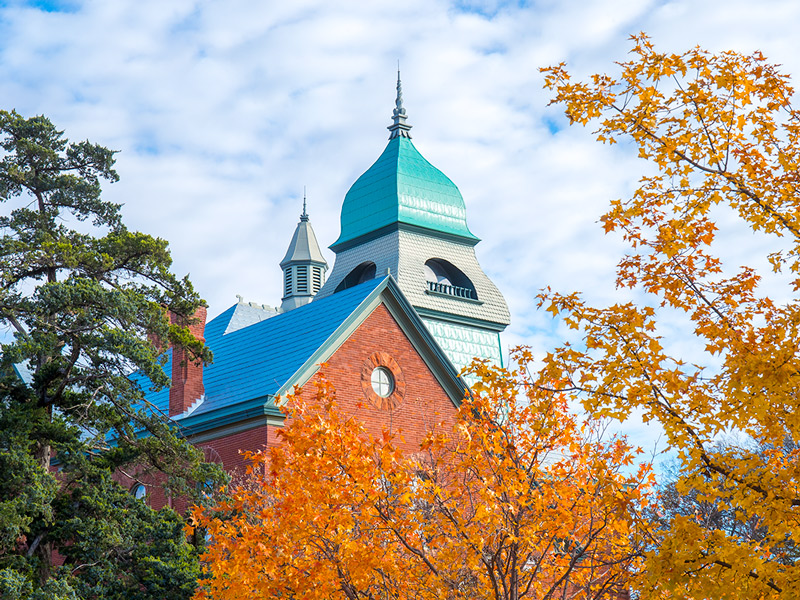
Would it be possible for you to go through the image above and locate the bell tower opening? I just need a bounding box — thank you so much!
[423,259,476,300]
[335,261,377,293]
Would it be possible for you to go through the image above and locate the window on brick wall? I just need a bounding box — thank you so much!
[131,483,146,500]
[371,366,394,398]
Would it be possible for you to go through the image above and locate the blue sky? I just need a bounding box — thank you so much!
[2,0,799,454]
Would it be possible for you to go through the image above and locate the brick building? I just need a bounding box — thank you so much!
[132,74,510,489]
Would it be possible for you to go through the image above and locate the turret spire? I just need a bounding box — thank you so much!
[280,190,328,312]
[388,67,412,140]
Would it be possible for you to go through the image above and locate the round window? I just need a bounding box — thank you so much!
[361,352,406,411]
[371,366,394,398]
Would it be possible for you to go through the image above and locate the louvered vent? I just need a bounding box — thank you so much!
[284,269,292,297]
[296,265,308,294]
[312,267,323,293]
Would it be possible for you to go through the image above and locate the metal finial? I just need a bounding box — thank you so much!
[301,187,308,221]
[393,68,405,117]
[388,65,412,140]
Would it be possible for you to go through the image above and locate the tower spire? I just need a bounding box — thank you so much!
[388,66,412,140]
[301,186,308,222]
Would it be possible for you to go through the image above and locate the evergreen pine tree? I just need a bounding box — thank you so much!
[0,110,223,599]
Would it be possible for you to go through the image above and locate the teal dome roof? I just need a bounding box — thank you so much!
[333,136,479,248]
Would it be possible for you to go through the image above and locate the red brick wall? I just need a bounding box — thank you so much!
[144,301,460,510]
[197,302,459,469]
[197,424,270,474]
[289,303,458,452]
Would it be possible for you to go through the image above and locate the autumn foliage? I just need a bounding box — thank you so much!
[542,35,800,597]
[187,33,800,600]
[189,356,653,600]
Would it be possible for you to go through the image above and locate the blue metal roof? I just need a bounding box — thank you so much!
[137,277,386,423]
[12,361,33,386]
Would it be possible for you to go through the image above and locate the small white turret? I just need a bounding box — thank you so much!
[280,194,328,312]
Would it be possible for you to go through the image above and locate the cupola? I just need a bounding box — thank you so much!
[316,75,510,373]
[331,72,479,252]
[280,196,328,312]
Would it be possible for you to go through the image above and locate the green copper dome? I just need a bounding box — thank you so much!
[332,135,479,248]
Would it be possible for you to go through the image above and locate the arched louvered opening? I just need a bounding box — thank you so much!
[423,259,476,300]
[335,262,377,293]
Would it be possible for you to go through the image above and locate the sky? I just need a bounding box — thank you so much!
[1,0,799,455]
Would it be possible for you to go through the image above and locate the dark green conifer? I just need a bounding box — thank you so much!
[0,110,223,599]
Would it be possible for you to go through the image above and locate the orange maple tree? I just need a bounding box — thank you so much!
[189,356,653,600]
[542,35,800,598]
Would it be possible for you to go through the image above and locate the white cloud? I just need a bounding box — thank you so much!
[2,0,799,456]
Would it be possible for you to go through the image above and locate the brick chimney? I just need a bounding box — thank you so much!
[169,306,207,417]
